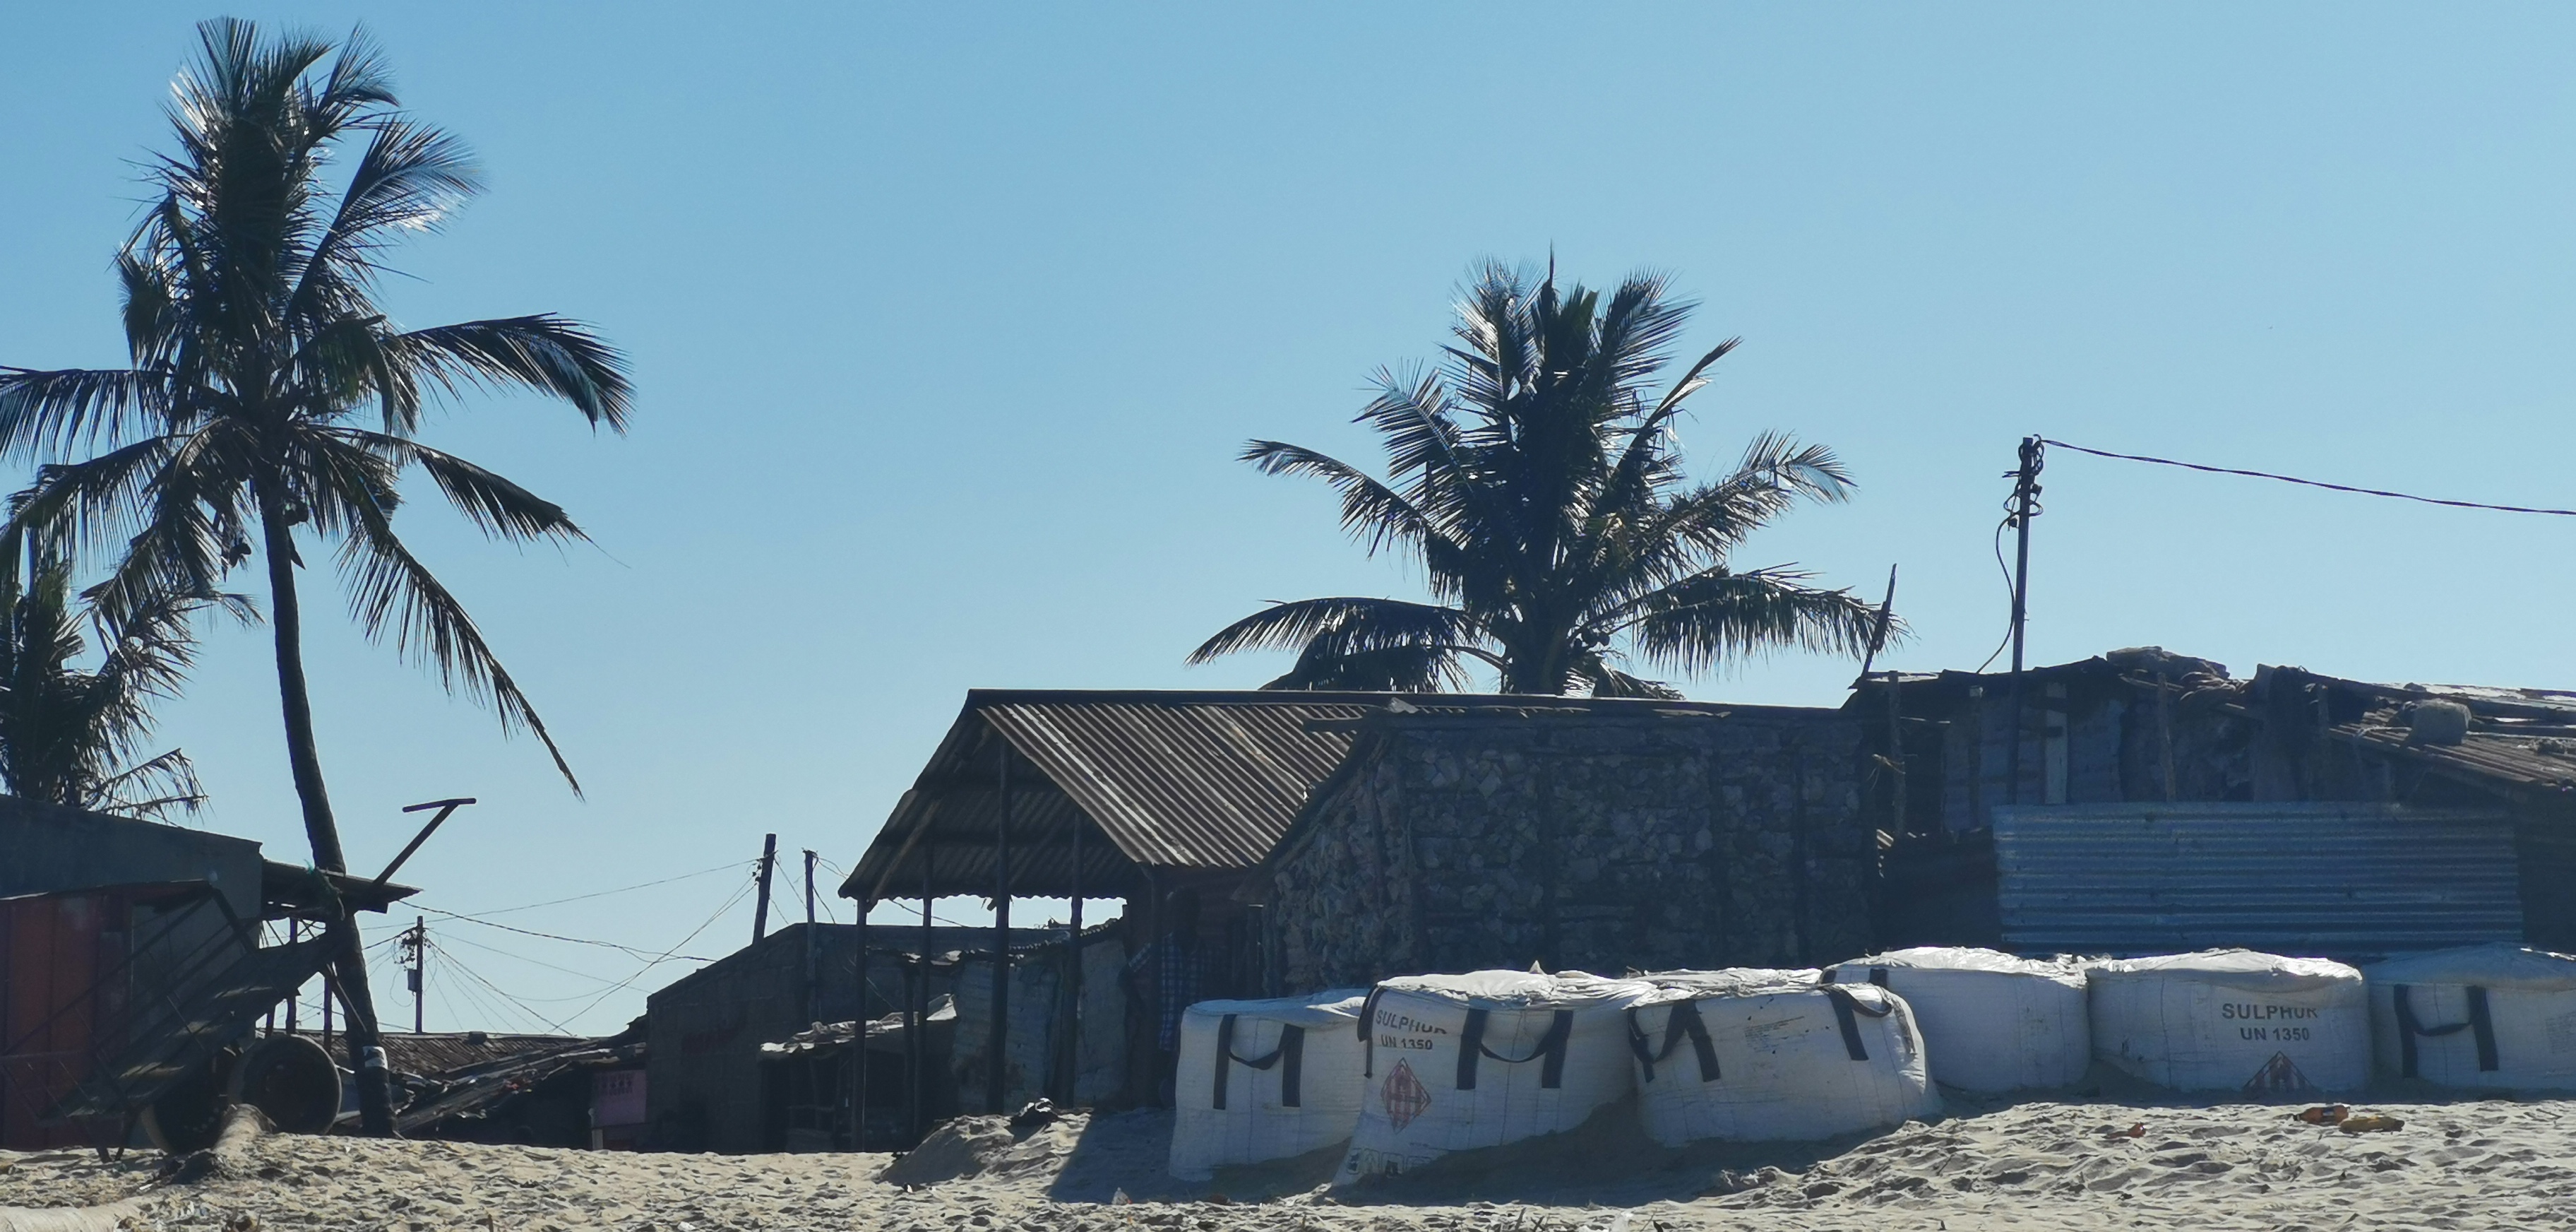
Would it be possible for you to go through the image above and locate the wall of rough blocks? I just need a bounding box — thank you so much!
[1269,709,1869,991]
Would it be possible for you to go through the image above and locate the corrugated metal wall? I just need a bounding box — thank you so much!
[1993,802,2522,958]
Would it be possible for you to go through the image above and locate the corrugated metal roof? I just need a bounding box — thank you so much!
[1993,802,2522,959]
[843,690,1401,904]
[2333,724,2576,796]
[981,697,1367,870]
[840,689,1770,905]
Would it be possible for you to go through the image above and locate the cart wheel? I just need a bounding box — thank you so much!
[227,1034,345,1135]
[139,1062,225,1154]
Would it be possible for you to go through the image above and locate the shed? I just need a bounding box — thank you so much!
[1861,650,2576,958]
[837,689,1403,1141]
[1,796,416,1149]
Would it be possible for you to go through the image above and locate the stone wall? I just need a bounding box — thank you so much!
[1268,707,1868,990]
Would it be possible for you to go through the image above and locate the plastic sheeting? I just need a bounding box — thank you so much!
[2364,944,2576,1091]
[1337,971,1652,1183]
[1169,990,1371,1180]
[1824,947,2089,1091]
[1627,969,1938,1146]
[2087,949,2369,1094]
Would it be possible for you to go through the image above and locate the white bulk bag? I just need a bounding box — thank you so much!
[1823,947,2089,1091]
[1168,990,1371,1180]
[1337,971,1650,1183]
[2364,944,2576,1091]
[2088,949,2368,1094]
[1628,969,1938,1146]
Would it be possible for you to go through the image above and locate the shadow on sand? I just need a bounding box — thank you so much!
[1037,1061,2556,1208]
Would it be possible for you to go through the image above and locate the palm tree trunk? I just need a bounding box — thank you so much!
[259,486,397,1137]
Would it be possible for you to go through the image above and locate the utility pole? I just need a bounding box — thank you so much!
[753,833,779,944]
[802,849,819,1024]
[399,916,427,1033]
[2004,436,2045,805]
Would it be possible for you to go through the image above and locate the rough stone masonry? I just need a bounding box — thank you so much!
[1262,704,1870,990]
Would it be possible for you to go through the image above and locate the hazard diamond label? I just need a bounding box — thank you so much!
[2243,1051,2314,1096]
[1382,1059,1431,1131]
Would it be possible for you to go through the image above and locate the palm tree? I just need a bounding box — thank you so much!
[0,21,629,1133]
[1192,261,1882,697]
[0,523,239,822]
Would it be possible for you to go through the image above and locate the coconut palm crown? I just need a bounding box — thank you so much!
[0,20,629,1133]
[1191,262,1883,697]
[0,523,240,822]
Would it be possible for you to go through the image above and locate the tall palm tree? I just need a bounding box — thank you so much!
[0,523,239,822]
[0,21,630,1133]
[1193,261,1882,697]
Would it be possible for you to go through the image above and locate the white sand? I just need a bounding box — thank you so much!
[4,1090,2571,1231]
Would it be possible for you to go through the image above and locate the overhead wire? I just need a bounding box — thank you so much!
[2042,439,2576,518]
[438,861,746,918]
[561,877,759,1025]
[426,937,573,1035]
[410,904,724,964]
[429,929,631,992]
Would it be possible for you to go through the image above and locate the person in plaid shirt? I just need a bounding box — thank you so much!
[1128,889,1224,1103]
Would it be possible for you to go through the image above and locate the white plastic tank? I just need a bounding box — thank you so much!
[2364,944,2576,1091]
[2087,949,2369,1094]
[1336,971,1651,1183]
[1823,947,2090,1091]
[1169,990,1371,1180]
[1627,969,1938,1146]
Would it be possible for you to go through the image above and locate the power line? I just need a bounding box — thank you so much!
[441,862,746,917]
[410,903,728,963]
[429,930,631,992]
[562,878,759,1025]
[2043,439,2576,518]
[426,938,574,1036]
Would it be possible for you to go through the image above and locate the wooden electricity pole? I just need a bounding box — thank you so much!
[2004,437,2044,805]
[753,833,779,944]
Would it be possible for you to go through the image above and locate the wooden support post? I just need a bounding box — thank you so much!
[1063,814,1083,1101]
[853,904,870,1149]
[284,919,300,1033]
[753,834,779,944]
[2157,670,2178,802]
[989,745,1012,1114]
[1885,670,1908,837]
[911,851,932,1143]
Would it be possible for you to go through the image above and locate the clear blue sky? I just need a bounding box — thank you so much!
[6,5,2575,1034]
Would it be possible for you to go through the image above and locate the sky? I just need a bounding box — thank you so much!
[6,4,2576,1035]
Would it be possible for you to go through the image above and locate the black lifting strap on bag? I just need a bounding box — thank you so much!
[1819,966,1892,988]
[1824,985,1893,1062]
[1626,1000,1720,1084]
[2392,984,2500,1077]
[1456,1007,1575,1091]
[1211,1014,1307,1110]
[1356,988,1385,1078]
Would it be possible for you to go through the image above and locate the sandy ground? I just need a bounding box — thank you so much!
[4,1086,2572,1231]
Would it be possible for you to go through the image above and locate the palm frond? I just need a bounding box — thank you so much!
[1623,564,1889,676]
[324,480,579,793]
[1239,440,1449,559]
[1265,641,1471,692]
[0,369,169,458]
[1187,596,1481,664]
[334,430,585,544]
[86,749,207,822]
[1566,648,1683,700]
[292,117,480,331]
[383,316,633,432]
